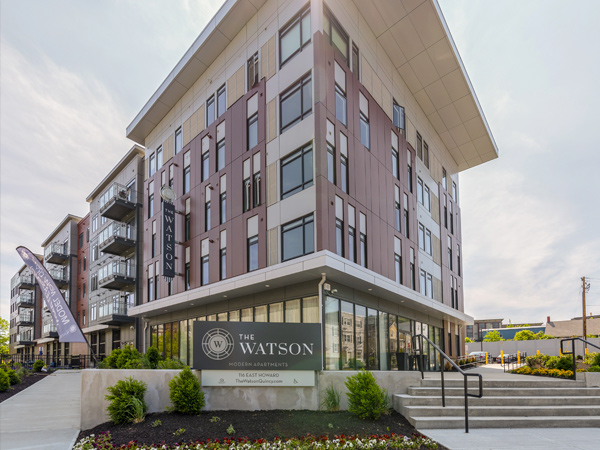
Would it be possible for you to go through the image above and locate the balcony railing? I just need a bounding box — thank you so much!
[98,222,136,256]
[96,298,135,325]
[42,322,58,338]
[97,261,136,290]
[11,274,35,290]
[44,242,69,265]
[15,292,34,307]
[17,329,34,344]
[99,183,138,221]
[48,267,69,287]
[17,312,34,325]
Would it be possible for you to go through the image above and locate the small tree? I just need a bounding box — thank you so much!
[105,377,148,424]
[483,330,504,342]
[465,337,474,343]
[345,370,389,420]
[514,330,537,341]
[168,367,204,414]
[0,318,9,355]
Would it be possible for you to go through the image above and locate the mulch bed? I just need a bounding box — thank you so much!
[78,410,446,449]
[0,372,50,403]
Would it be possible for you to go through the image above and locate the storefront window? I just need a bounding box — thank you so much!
[340,301,354,369]
[255,305,267,322]
[180,320,188,365]
[324,297,340,370]
[285,299,301,323]
[389,314,398,370]
[269,302,284,322]
[379,312,389,370]
[367,308,379,370]
[302,296,319,323]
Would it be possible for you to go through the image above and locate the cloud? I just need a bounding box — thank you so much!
[0,40,132,318]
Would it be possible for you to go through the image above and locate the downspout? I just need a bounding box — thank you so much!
[317,273,327,410]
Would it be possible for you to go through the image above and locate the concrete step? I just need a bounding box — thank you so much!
[419,379,585,388]
[394,394,600,407]
[400,405,600,418]
[409,415,600,429]
[407,386,600,397]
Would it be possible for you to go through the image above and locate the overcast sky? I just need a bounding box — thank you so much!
[1,0,599,325]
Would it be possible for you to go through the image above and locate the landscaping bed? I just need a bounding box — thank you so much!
[0,372,50,403]
[76,410,444,449]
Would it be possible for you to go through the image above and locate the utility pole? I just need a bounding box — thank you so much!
[582,277,590,350]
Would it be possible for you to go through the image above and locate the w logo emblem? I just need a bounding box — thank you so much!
[202,328,235,360]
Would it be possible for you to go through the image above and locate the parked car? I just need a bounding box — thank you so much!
[495,353,516,363]
[468,351,487,362]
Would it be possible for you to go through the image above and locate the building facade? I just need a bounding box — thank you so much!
[125,0,498,369]
[9,262,41,357]
[83,145,145,357]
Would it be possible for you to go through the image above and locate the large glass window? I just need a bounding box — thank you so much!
[217,84,226,118]
[201,255,209,286]
[217,139,225,171]
[201,151,209,182]
[379,312,389,370]
[206,95,215,127]
[175,127,182,154]
[324,7,349,65]
[341,301,354,370]
[183,166,191,194]
[281,143,313,199]
[348,225,356,263]
[282,214,314,261]
[280,73,312,133]
[269,302,284,323]
[393,100,405,131]
[335,84,347,126]
[327,142,336,184]
[247,113,258,150]
[325,297,340,370]
[335,218,343,256]
[247,52,259,89]
[220,192,226,224]
[360,112,370,149]
[285,299,301,323]
[340,153,348,193]
[279,6,311,66]
[302,296,319,323]
[367,308,379,370]
[220,248,226,280]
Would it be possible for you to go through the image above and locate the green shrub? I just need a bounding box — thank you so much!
[592,353,600,367]
[344,369,389,420]
[16,367,28,379]
[145,346,160,369]
[544,356,560,369]
[168,367,204,414]
[321,385,341,412]
[158,358,186,369]
[32,360,44,372]
[5,368,20,385]
[0,370,9,392]
[105,377,148,424]
[556,356,573,371]
[100,346,142,369]
[588,365,600,372]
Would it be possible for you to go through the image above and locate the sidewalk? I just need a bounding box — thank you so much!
[419,364,600,450]
[0,370,81,450]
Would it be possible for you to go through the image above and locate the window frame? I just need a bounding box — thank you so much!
[324,6,349,65]
[247,52,259,89]
[280,143,313,199]
[279,5,311,67]
[206,95,215,127]
[175,127,182,155]
[280,72,312,133]
[281,214,314,262]
[247,112,258,151]
[247,235,259,271]
[217,84,226,118]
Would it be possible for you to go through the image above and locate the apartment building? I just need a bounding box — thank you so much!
[83,145,145,357]
[9,261,41,357]
[126,0,497,369]
[76,214,90,332]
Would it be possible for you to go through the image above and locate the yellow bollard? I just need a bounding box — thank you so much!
[485,352,488,365]
[560,349,563,357]
[586,347,589,356]
[518,351,520,365]
[536,349,540,356]
[501,350,504,365]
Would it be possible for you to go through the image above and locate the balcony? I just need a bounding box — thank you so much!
[99,183,138,221]
[15,292,35,308]
[98,222,136,256]
[17,329,35,346]
[96,298,135,326]
[48,267,69,289]
[17,312,34,326]
[42,322,58,339]
[12,274,35,290]
[98,261,136,291]
[44,242,69,265]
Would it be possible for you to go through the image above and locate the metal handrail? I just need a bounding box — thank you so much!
[560,337,600,380]
[412,334,483,433]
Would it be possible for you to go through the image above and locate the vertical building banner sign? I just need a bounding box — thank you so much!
[162,201,176,280]
[16,246,87,343]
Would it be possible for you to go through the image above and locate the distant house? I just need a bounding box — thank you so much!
[545,316,600,338]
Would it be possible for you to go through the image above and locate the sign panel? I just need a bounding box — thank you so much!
[162,201,176,279]
[202,370,315,387]
[193,322,322,370]
[16,246,86,343]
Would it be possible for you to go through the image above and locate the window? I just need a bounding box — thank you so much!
[243,177,251,212]
[426,273,433,299]
[184,261,190,291]
[217,138,225,171]
[83,256,87,272]
[418,223,425,251]
[393,100,405,131]
[247,235,258,271]
[449,201,454,234]
[253,172,261,207]
[359,112,369,149]
[395,252,402,284]
[185,212,191,241]
[149,153,156,176]
[420,269,426,296]
[425,229,432,256]
[352,43,359,79]
[340,153,348,193]
[201,150,209,182]
[281,143,313,199]
[410,248,415,290]
[282,214,314,261]
[452,181,458,203]
[348,225,356,263]
[148,270,154,302]
[417,177,423,204]
[148,193,154,218]
[205,201,211,231]
[407,150,413,193]
[201,255,209,286]
[78,233,84,249]
[206,95,215,127]
[247,113,258,150]
[359,232,367,268]
[395,201,401,233]
[324,7,349,65]
[424,141,429,169]
[418,224,432,256]
[247,52,259,89]
[217,84,226,118]
[327,142,336,184]
[151,221,157,257]
[91,273,98,291]
[392,148,399,179]
[92,215,98,232]
[156,146,163,170]
[448,236,453,271]
[335,83,347,126]
[279,6,310,66]
[220,192,226,224]
[416,132,423,160]
[220,248,227,280]
[175,127,182,155]
[335,218,343,256]
[280,73,312,133]
[82,310,86,326]
[457,244,461,276]
[169,164,174,187]
[183,166,191,194]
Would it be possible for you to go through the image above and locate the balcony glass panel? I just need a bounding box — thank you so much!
[44,242,67,259]
[18,328,34,343]
[48,267,68,282]
[99,183,138,209]
[98,222,136,246]
[18,311,34,323]
[97,261,136,284]
[97,297,130,318]
[16,292,34,306]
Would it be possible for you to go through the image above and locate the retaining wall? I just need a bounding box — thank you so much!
[466,338,600,358]
[80,369,421,430]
